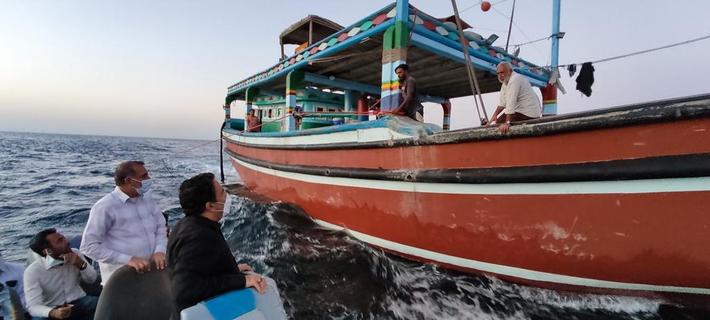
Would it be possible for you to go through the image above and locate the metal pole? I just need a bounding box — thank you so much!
[504,0,517,52]
[450,0,488,123]
[551,0,561,68]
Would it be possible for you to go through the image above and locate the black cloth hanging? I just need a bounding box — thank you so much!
[567,64,577,77]
[575,62,594,97]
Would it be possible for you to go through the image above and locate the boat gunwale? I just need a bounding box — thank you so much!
[225,148,710,184]
[223,93,710,150]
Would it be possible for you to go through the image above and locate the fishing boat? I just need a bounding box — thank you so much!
[220,0,710,304]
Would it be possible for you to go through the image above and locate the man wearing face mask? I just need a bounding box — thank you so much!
[24,229,98,320]
[168,172,266,313]
[80,160,168,285]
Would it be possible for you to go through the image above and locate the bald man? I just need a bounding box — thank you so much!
[488,62,541,134]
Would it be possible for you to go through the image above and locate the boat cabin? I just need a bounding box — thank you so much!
[224,1,554,133]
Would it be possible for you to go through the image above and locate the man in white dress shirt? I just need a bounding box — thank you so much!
[80,160,167,285]
[24,229,98,320]
[488,61,542,134]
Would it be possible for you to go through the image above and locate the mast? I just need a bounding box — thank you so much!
[504,0,516,52]
[541,0,561,116]
[550,0,561,68]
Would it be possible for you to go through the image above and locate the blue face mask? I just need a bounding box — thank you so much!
[43,250,64,270]
[130,178,153,195]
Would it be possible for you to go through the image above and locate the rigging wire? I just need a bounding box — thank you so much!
[459,0,548,63]
[511,34,552,47]
[460,0,511,14]
[490,4,547,63]
[576,33,710,66]
[451,0,488,123]
[517,33,710,71]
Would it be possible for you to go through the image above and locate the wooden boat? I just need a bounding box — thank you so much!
[220,0,710,303]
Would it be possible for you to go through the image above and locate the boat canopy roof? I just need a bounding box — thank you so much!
[227,3,550,104]
[280,15,344,45]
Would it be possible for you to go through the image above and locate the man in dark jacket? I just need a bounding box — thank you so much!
[167,172,266,312]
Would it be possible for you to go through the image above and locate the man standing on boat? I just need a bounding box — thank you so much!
[390,64,424,122]
[80,161,168,285]
[488,62,541,134]
[168,172,266,312]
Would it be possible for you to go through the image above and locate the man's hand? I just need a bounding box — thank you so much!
[49,304,73,319]
[498,122,511,134]
[245,274,267,294]
[127,257,151,273]
[238,263,253,272]
[152,252,166,270]
[61,252,85,269]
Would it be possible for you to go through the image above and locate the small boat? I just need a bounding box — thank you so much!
[94,265,286,320]
[180,277,286,320]
[220,0,710,304]
[19,235,287,320]
[0,280,24,320]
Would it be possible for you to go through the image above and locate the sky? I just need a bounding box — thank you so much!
[1,0,709,140]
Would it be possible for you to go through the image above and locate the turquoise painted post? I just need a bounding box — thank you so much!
[380,8,409,113]
[542,0,561,116]
[223,103,231,129]
[284,70,304,131]
[224,95,238,129]
[551,0,561,69]
[344,90,356,112]
[395,0,409,21]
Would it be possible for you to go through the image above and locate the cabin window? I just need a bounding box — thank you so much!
[317,107,324,112]
[268,109,273,118]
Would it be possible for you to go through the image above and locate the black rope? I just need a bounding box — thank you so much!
[220,121,226,184]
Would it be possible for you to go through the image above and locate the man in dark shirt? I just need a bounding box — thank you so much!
[167,172,266,312]
[246,109,261,132]
[391,63,424,121]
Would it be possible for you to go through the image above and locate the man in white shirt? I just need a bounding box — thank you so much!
[488,62,542,134]
[24,229,98,320]
[80,160,167,285]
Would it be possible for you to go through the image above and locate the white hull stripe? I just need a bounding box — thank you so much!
[224,127,411,146]
[312,218,710,295]
[233,158,710,195]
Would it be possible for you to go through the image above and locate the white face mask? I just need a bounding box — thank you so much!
[129,177,153,195]
[215,196,233,215]
[44,250,64,270]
